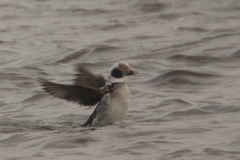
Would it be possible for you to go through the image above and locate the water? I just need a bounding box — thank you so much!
[1,0,240,159]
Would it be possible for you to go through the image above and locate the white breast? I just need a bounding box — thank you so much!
[92,84,130,127]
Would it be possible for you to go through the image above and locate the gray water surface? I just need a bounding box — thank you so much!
[1,0,240,160]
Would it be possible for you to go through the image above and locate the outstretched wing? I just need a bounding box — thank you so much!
[40,79,106,106]
[74,66,106,88]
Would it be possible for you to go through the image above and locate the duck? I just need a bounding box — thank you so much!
[40,61,137,127]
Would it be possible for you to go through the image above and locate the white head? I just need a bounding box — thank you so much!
[107,61,136,83]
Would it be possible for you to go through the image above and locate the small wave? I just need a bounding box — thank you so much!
[91,44,120,53]
[177,27,209,33]
[0,134,26,147]
[100,23,130,31]
[57,8,118,16]
[204,148,240,156]
[133,35,163,40]
[202,32,240,41]
[154,70,219,80]
[0,119,58,133]
[55,49,90,63]
[0,72,33,81]
[160,98,192,106]
[17,25,36,31]
[135,2,167,13]
[155,78,202,87]
[147,98,192,109]
[165,109,212,117]
[141,99,193,123]
[16,81,35,88]
[201,105,240,114]
[43,137,96,149]
[202,46,233,53]
[139,40,204,61]
[211,29,234,34]
[137,118,170,123]
[162,149,192,159]
[22,66,49,76]
[171,127,212,134]
[103,38,122,43]
[230,48,240,58]
[74,44,122,61]
[166,54,222,65]
[148,70,220,89]
[159,13,181,20]
[115,130,161,138]
[22,93,47,103]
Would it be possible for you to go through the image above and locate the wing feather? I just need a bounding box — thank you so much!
[75,66,106,88]
[40,79,106,106]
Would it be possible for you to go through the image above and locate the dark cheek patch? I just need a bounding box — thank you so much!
[111,69,123,78]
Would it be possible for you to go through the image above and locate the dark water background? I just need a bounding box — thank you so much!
[1,0,240,159]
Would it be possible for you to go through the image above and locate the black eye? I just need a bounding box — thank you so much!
[122,67,126,70]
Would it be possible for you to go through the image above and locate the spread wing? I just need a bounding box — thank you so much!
[74,66,106,88]
[40,79,106,106]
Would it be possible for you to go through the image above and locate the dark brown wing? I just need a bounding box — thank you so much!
[40,79,106,106]
[75,66,106,88]
[81,105,98,127]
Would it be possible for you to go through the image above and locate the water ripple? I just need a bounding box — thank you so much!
[55,49,90,63]
[148,70,221,89]
[165,109,212,117]
[166,54,224,65]
[204,148,240,157]
[57,8,119,16]
[135,2,167,13]
[43,137,97,149]
[162,149,192,159]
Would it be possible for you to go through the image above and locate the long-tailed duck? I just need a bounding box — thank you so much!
[40,61,136,127]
